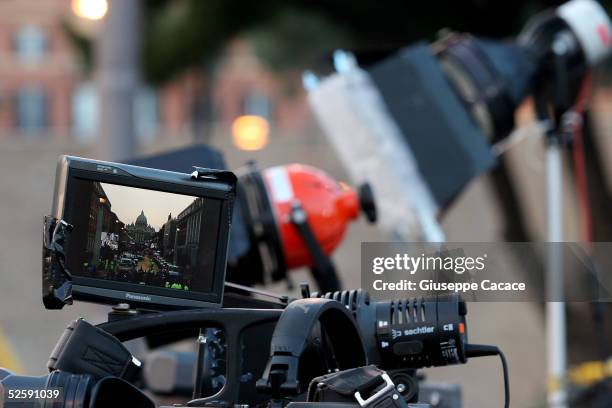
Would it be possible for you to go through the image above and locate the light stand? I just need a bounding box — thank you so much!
[545,135,567,408]
[538,34,579,408]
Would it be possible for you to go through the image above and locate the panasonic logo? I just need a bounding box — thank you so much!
[125,293,152,302]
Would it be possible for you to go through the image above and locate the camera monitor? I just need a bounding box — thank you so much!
[44,155,236,309]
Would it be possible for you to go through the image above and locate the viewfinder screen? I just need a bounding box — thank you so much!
[65,179,221,296]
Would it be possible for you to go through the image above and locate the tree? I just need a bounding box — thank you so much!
[67,0,575,86]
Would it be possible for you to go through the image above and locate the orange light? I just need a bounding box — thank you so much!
[72,0,108,20]
[231,115,269,151]
[459,322,465,334]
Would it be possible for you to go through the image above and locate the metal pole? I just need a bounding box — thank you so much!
[546,139,567,408]
[96,0,141,161]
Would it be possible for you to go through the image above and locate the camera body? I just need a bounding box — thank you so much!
[29,156,507,408]
[44,155,236,310]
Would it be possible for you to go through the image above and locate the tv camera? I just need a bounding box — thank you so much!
[0,157,509,408]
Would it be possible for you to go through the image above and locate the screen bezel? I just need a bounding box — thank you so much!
[60,166,231,309]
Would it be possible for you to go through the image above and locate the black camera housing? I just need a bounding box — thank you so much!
[44,155,236,310]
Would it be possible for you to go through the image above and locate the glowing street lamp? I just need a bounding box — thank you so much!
[231,115,270,151]
[71,0,108,20]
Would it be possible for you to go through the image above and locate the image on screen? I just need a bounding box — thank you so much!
[68,180,216,293]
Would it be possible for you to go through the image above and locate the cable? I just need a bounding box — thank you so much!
[465,344,509,408]
[568,71,593,247]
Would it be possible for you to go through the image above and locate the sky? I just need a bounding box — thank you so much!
[100,182,196,230]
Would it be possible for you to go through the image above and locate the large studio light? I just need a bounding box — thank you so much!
[307,0,612,242]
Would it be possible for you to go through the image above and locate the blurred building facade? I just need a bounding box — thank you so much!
[0,0,79,139]
[160,213,177,259]
[0,0,310,143]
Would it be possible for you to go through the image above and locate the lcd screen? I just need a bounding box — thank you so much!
[64,179,221,297]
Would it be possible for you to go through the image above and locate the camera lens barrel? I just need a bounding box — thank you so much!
[0,370,94,408]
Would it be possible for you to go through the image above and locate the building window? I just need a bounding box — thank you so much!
[71,84,158,144]
[15,87,47,133]
[72,82,98,142]
[243,91,272,121]
[135,86,159,143]
[14,26,47,64]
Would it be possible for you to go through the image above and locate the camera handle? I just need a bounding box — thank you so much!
[96,307,283,406]
[256,298,368,399]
